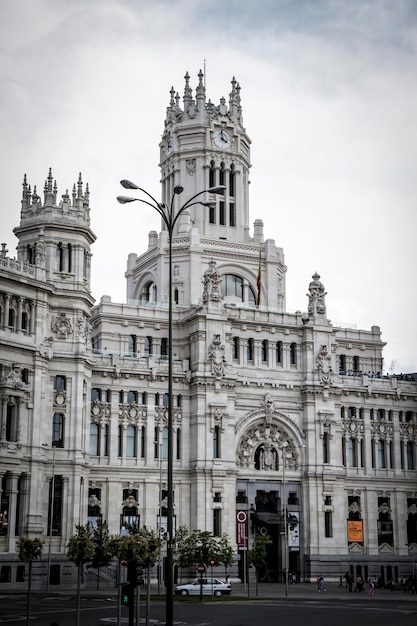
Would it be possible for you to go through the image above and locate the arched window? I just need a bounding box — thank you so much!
[140,281,156,304]
[221,274,256,305]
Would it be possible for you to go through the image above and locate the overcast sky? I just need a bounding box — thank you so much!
[1,0,416,373]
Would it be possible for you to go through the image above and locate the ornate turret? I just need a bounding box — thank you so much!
[13,170,96,296]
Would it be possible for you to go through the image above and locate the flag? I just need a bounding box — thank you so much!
[256,248,262,307]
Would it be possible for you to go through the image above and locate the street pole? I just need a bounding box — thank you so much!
[43,442,56,592]
[118,180,225,626]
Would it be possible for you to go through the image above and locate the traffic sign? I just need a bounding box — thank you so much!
[196,562,206,574]
[209,557,215,567]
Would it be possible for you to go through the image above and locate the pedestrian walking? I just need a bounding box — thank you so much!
[367,578,375,596]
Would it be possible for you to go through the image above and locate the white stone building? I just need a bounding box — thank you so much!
[0,71,416,590]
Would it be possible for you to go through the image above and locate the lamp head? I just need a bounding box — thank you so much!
[201,200,217,207]
[117,195,137,204]
[208,185,226,194]
[174,185,184,195]
[120,179,140,190]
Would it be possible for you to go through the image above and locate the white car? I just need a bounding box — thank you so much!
[175,577,232,596]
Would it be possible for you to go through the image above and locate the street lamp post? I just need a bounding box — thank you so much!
[42,442,56,592]
[118,180,225,626]
[282,445,288,598]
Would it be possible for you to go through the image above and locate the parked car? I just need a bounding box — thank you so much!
[175,577,232,596]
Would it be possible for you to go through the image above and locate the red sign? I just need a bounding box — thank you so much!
[236,511,248,548]
[196,562,206,574]
[209,557,215,567]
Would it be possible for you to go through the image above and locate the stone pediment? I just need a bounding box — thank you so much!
[348,542,363,554]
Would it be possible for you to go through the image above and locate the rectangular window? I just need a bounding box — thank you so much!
[229,202,235,226]
[407,442,415,470]
[176,428,181,460]
[290,343,297,365]
[126,425,136,457]
[219,201,225,225]
[213,425,220,458]
[261,340,268,362]
[89,423,99,456]
[213,509,221,537]
[377,440,386,468]
[247,338,254,361]
[348,438,357,467]
[103,424,109,456]
[324,511,332,537]
[52,413,64,448]
[276,341,282,364]
[118,425,123,457]
[209,204,216,224]
[233,337,239,360]
[162,427,168,459]
[48,476,63,536]
[54,375,66,391]
[323,433,329,464]
[140,426,146,458]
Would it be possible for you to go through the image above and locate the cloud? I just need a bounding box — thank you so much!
[1,0,416,371]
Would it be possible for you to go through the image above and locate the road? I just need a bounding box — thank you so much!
[0,588,416,626]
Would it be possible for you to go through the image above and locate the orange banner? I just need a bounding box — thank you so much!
[347,520,363,543]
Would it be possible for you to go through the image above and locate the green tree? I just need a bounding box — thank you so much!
[17,537,43,626]
[110,527,162,626]
[66,524,95,626]
[88,519,113,589]
[248,532,270,596]
[173,527,234,580]
[217,533,234,577]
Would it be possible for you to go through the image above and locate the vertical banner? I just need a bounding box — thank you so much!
[236,511,248,548]
[287,512,300,549]
[347,520,363,543]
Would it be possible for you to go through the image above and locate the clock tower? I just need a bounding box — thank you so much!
[159,70,251,244]
[126,70,286,311]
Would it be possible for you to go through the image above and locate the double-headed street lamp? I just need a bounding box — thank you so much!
[118,180,225,626]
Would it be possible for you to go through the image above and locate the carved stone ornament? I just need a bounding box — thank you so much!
[52,312,73,339]
[122,494,139,509]
[307,272,327,318]
[208,334,227,378]
[316,345,333,387]
[3,363,28,389]
[237,422,298,469]
[202,259,222,304]
[88,494,102,509]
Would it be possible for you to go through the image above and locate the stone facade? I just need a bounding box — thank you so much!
[0,72,416,590]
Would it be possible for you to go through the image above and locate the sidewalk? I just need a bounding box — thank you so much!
[228,582,417,601]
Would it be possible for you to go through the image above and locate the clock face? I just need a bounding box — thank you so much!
[214,129,231,148]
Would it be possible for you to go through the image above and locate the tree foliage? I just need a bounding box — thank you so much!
[110,526,161,566]
[66,524,95,565]
[174,527,234,570]
[248,532,269,572]
[88,519,113,570]
[17,537,44,563]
